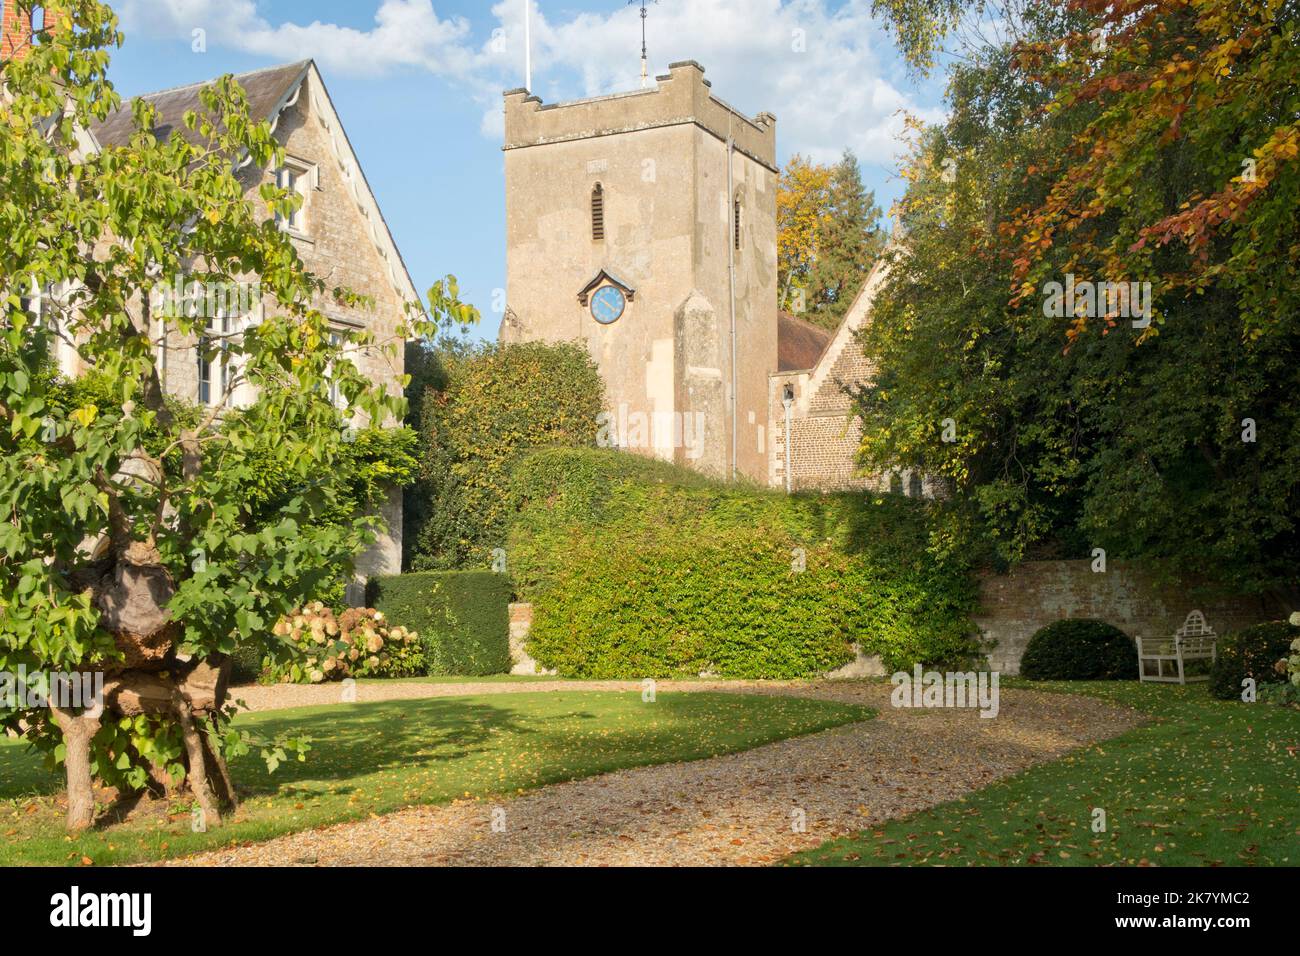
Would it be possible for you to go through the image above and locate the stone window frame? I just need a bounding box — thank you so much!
[196,312,230,408]
[275,155,319,239]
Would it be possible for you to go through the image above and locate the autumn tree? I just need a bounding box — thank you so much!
[776,154,831,308]
[855,0,1300,602]
[0,1,460,830]
[777,152,885,329]
[806,151,886,326]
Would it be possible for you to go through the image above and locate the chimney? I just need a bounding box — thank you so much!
[2,4,62,62]
[1,2,36,61]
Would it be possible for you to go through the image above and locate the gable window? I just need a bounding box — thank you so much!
[591,183,605,241]
[275,157,317,235]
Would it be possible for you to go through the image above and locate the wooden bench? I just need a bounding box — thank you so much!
[1138,611,1218,684]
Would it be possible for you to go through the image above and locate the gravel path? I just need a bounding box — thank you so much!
[166,680,1144,867]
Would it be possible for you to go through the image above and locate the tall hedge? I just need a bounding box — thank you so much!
[505,447,981,679]
[367,571,512,676]
[404,340,606,570]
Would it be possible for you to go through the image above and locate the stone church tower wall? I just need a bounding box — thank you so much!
[502,62,778,480]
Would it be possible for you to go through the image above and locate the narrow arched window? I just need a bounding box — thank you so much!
[733,193,743,250]
[591,183,605,241]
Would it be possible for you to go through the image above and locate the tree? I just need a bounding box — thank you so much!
[806,151,886,326]
[853,0,1300,603]
[776,152,884,329]
[405,340,605,571]
[0,1,457,830]
[776,154,831,311]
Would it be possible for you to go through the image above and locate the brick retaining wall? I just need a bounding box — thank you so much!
[976,560,1275,675]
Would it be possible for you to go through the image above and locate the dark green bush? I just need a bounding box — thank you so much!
[228,641,267,685]
[1209,621,1299,700]
[368,571,511,676]
[1019,619,1137,680]
[505,447,981,679]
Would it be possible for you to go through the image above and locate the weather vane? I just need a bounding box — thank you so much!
[629,0,659,89]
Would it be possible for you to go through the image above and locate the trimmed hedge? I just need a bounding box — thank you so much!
[367,571,512,676]
[505,447,981,679]
[1019,619,1137,680]
[1209,621,1300,701]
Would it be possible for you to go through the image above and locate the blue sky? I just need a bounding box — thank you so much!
[104,1,946,340]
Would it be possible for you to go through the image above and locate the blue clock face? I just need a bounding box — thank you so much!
[591,285,626,325]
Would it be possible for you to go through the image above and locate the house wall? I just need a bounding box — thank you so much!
[502,62,777,480]
[86,69,409,581]
[976,560,1276,674]
[1,2,32,60]
[766,259,894,492]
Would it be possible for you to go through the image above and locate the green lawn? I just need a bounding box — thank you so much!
[354,674,564,685]
[0,690,872,867]
[789,680,1300,867]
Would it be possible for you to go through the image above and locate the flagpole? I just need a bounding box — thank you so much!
[524,0,532,91]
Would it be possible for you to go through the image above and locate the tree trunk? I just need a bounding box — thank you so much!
[50,707,102,832]
[201,719,239,812]
[103,658,229,717]
[176,700,222,829]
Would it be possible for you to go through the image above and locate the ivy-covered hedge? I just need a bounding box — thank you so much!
[505,448,981,679]
[367,571,511,676]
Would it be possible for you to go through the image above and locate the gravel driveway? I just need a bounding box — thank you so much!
[164,680,1143,867]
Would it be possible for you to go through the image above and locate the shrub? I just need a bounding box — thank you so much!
[505,447,981,679]
[261,602,423,684]
[1019,619,1137,680]
[405,340,606,570]
[1208,621,1300,701]
[368,571,512,676]
[228,641,267,685]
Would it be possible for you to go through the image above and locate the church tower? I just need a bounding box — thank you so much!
[501,61,779,480]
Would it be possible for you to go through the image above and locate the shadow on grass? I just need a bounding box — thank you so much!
[226,698,562,796]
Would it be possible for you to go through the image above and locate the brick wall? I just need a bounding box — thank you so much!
[766,258,902,493]
[1,2,33,60]
[976,559,1275,674]
[1,3,65,60]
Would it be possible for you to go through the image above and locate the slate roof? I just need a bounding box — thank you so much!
[88,61,311,149]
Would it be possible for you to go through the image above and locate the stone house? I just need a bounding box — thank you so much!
[3,11,418,579]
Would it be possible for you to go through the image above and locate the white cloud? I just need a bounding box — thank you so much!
[117,0,476,76]
[116,0,945,168]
